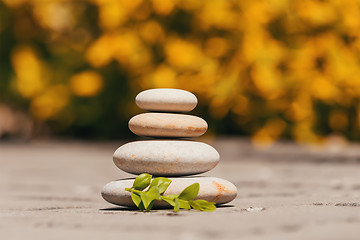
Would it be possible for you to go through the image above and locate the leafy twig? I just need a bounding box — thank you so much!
[125,173,216,212]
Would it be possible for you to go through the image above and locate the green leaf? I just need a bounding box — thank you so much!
[189,200,216,212]
[132,173,152,190]
[161,194,178,207]
[178,199,191,210]
[162,197,175,207]
[179,183,199,200]
[147,200,154,210]
[164,194,178,199]
[146,186,161,201]
[131,193,144,210]
[131,192,141,207]
[149,177,172,194]
[140,187,161,211]
[140,192,152,210]
[174,197,180,212]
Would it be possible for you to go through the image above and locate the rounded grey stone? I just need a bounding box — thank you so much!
[113,140,219,176]
[101,177,238,207]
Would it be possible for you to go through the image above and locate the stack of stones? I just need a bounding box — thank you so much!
[102,88,237,208]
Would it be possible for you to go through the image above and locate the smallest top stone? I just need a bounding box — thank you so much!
[135,88,197,112]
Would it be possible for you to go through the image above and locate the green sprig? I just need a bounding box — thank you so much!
[125,173,216,212]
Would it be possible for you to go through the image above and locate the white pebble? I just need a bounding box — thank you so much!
[136,88,197,112]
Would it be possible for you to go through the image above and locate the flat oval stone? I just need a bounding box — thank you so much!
[101,177,237,207]
[129,113,207,137]
[113,140,219,176]
[136,88,197,112]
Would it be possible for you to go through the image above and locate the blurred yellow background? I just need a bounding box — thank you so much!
[1,0,360,145]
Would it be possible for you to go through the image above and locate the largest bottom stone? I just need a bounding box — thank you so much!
[102,177,237,208]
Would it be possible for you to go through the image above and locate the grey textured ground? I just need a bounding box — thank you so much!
[1,138,360,239]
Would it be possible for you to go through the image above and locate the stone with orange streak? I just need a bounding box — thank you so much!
[113,140,219,176]
[212,181,237,202]
[102,177,237,207]
[128,112,207,137]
